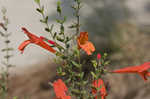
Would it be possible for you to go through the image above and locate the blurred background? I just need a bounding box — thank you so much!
[0,0,150,99]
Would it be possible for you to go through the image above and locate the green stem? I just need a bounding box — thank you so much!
[38,3,54,39]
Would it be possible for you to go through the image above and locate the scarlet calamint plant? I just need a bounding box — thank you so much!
[0,7,14,99]
[18,0,150,99]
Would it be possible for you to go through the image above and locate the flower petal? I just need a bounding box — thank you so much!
[53,79,71,99]
[92,79,107,99]
[77,32,95,55]
[80,41,95,55]
[18,40,31,54]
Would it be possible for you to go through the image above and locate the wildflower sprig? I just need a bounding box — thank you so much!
[0,7,14,99]
[71,0,82,35]
[34,0,54,38]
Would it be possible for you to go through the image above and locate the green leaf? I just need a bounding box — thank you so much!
[56,36,64,42]
[104,53,108,57]
[53,32,57,39]
[65,36,70,43]
[56,19,62,24]
[91,60,97,68]
[66,44,70,49]
[63,16,67,22]
[41,6,44,13]
[45,28,50,32]
[57,66,62,73]
[91,72,97,78]
[40,19,46,23]
[50,24,54,32]
[71,89,80,94]
[4,55,13,59]
[57,1,61,14]
[104,61,110,66]
[73,47,80,57]
[36,8,42,13]
[80,72,84,79]
[45,16,48,23]
[66,78,71,83]
[34,0,40,4]
[61,55,68,59]
[60,25,64,34]
[82,81,88,85]
[1,48,14,52]
[71,61,80,68]
[68,23,77,28]
[5,40,10,43]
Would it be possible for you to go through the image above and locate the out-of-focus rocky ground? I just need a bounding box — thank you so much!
[6,23,150,99]
[8,62,56,99]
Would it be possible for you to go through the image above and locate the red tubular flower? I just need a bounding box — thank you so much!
[111,62,150,81]
[53,79,71,99]
[18,27,56,54]
[77,32,95,55]
[97,53,101,60]
[92,79,107,99]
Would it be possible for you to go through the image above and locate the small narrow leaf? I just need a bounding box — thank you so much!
[5,40,10,43]
[45,28,50,32]
[91,72,97,78]
[60,25,64,34]
[1,48,14,52]
[71,61,80,68]
[56,19,62,24]
[104,61,110,66]
[45,16,48,23]
[74,47,80,57]
[91,60,97,68]
[4,55,13,59]
[66,44,70,49]
[65,37,70,43]
[50,24,54,31]
[34,0,40,4]
[40,19,46,23]
[53,32,57,39]
[56,36,64,42]
[71,89,80,94]
[57,1,61,14]
[36,8,42,13]
[41,6,44,13]
[63,16,67,22]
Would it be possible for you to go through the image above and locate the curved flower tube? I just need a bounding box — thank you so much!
[111,62,150,81]
[18,27,56,54]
